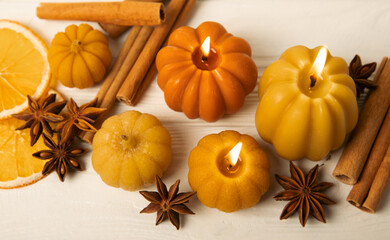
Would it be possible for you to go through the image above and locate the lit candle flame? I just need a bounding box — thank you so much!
[201,36,211,59]
[311,46,328,78]
[225,142,242,168]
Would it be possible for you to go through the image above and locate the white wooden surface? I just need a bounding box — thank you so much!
[1,0,390,239]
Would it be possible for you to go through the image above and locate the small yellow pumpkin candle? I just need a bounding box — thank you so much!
[188,130,270,212]
[255,46,358,161]
[92,110,171,191]
[48,24,112,89]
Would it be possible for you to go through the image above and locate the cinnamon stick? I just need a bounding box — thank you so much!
[131,64,157,105]
[101,26,153,107]
[116,0,188,105]
[98,0,162,39]
[96,26,142,107]
[79,26,153,143]
[37,1,165,26]
[130,0,198,105]
[333,57,390,185]
[99,23,130,39]
[111,26,154,97]
[360,145,390,213]
[347,108,390,207]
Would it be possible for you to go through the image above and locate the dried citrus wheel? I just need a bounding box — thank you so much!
[0,19,51,120]
[0,89,64,188]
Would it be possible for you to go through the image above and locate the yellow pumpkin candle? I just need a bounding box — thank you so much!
[92,110,171,191]
[188,130,270,212]
[48,24,112,89]
[255,46,358,161]
[156,21,258,122]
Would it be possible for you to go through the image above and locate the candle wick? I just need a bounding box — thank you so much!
[310,75,317,88]
[201,55,208,62]
[227,164,233,171]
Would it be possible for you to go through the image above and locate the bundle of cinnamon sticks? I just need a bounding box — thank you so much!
[333,57,390,213]
[72,0,197,143]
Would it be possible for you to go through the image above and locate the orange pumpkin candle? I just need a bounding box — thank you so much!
[188,130,270,212]
[156,21,258,122]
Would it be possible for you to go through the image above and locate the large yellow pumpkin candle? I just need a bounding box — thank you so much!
[188,130,270,212]
[255,46,358,161]
[156,21,258,122]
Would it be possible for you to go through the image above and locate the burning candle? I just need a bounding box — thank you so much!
[188,130,270,213]
[156,21,258,122]
[200,36,210,61]
[224,142,242,172]
[309,47,327,88]
[255,46,358,161]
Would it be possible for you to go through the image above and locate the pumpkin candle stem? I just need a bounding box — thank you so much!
[70,40,82,53]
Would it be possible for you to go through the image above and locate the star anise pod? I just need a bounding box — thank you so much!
[55,98,106,144]
[274,162,336,227]
[140,175,196,230]
[349,54,377,98]
[32,133,87,182]
[12,94,66,146]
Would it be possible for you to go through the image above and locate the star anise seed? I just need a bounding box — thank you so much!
[12,94,66,146]
[349,55,377,98]
[55,98,106,144]
[140,175,196,230]
[32,133,87,182]
[274,162,335,227]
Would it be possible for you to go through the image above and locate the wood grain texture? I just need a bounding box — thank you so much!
[1,0,390,240]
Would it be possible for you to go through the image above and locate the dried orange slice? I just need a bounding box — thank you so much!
[0,89,64,188]
[0,19,51,120]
